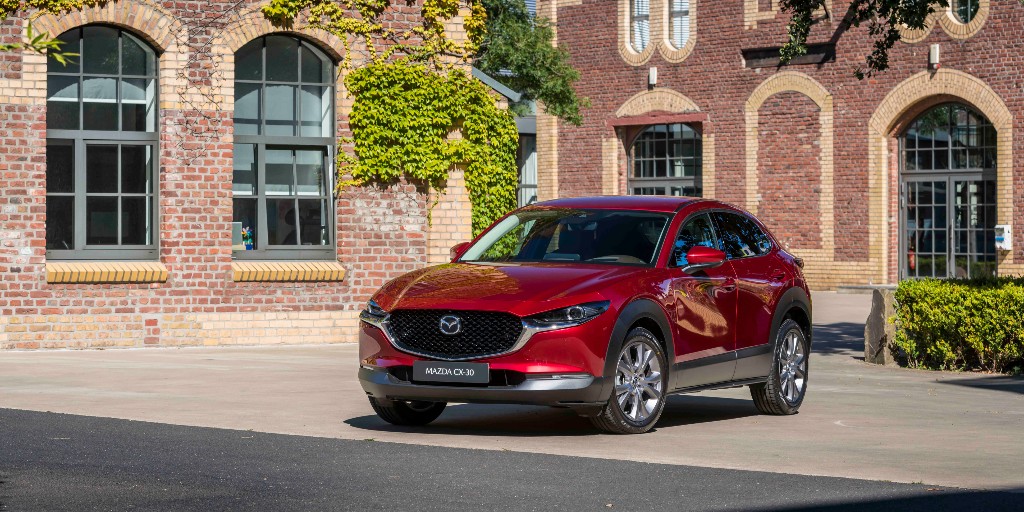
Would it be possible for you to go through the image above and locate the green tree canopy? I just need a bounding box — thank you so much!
[474,0,587,125]
[781,0,952,78]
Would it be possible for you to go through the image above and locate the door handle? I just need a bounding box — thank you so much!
[771,271,787,282]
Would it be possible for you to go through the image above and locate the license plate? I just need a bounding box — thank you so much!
[412,361,490,384]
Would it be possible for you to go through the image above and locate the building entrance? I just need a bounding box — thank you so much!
[900,103,997,279]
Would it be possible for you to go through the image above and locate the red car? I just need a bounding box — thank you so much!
[359,196,811,434]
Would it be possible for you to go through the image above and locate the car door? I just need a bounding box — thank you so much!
[667,212,738,390]
[711,211,788,380]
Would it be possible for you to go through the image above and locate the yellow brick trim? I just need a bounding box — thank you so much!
[32,0,184,52]
[618,0,657,66]
[615,88,701,117]
[658,0,696,63]
[898,11,939,43]
[601,135,621,195]
[231,261,347,282]
[703,133,715,199]
[745,71,835,257]
[46,262,169,284]
[743,0,779,30]
[938,0,989,39]
[211,4,346,59]
[869,68,1014,270]
[536,112,560,201]
[899,0,989,42]
[744,0,830,30]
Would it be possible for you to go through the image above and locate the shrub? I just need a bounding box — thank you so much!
[892,277,1024,373]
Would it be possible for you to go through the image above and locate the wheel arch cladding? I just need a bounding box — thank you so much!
[602,299,675,383]
[770,287,812,351]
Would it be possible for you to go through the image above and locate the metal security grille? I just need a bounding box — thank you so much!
[388,310,524,360]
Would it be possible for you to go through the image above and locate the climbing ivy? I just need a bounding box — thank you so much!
[0,0,100,61]
[263,0,518,235]
[344,61,518,236]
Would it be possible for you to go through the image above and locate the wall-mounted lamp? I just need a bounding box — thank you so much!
[929,44,941,70]
[648,67,658,88]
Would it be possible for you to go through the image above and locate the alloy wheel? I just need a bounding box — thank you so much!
[614,340,664,423]
[778,329,807,405]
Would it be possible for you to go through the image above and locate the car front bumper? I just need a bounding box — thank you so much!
[358,366,611,412]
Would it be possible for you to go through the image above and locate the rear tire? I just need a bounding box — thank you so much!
[590,327,668,434]
[750,319,808,415]
[368,397,447,426]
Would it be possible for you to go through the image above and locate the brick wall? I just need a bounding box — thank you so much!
[0,0,474,349]
[757,91,822,252]
[543,0,1024,288]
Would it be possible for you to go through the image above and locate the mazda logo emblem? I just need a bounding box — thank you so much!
[439,315,462,336]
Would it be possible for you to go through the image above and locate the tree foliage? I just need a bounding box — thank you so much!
[474,0,587,125]
[780,0,950,78]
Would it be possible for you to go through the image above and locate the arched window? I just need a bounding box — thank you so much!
[46,26,159,259]
[628,124,702,197]
[630,0,650,52]
[669,0,691,49]
[903,103,995,172]
[901,103,997,279]
[954,0,979,23]
[232,35,335,260]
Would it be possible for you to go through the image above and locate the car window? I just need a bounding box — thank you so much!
[462,209,671,266]
[672,214,717,266]
[712,212,772,260]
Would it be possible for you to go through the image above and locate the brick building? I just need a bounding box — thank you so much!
[0,1,476,349]
[536,0,1024,288]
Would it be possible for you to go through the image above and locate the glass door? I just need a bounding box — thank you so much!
[902,176,996,279]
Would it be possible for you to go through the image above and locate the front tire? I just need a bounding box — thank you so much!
[590,327,668,434]
[750,319,809,415]
[368,398,446,426]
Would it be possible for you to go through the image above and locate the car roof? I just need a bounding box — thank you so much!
[528,195,707,213]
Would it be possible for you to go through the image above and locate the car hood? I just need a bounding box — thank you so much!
[375,262,640,316]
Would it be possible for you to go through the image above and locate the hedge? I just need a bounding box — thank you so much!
[893,278,1024,374]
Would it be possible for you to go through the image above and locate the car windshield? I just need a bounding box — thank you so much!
[460,208,671,265]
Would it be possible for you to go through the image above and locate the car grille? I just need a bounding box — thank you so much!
[387,310,524,360]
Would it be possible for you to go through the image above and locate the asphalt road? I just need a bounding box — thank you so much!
[1,408,1020,512]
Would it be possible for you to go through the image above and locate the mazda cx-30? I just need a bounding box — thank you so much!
[358,196,811,434]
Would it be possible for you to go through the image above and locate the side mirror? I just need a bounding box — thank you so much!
[450,242,471,262]
[683,246,727,275]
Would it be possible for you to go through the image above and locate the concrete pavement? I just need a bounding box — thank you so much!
[1,292,1022,490]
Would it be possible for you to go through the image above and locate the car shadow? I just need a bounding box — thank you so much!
[935,375,1024,396]
[813,321,866,359]
[344,395,758,436]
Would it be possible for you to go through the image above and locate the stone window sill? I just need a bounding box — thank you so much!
[46,262,169,284]
[231,261,347,282]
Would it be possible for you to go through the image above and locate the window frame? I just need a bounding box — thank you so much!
[630,0,651,52]
[232,35,337,261]
[517,134,538,207]
[954,0,979,23]
[900,102,996,175]
[46,25,160,261]
[709,210,775,261]
[628,123,703,197]
[668,211,719,268]
[668,0,691,50]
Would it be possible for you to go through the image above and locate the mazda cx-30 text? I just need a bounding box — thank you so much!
[358,196,811,434]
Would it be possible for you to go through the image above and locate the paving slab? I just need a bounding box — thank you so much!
[1,292,1021,490]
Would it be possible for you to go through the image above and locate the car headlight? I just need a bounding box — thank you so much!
[359,300,388,328]
[525,301,610,331]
